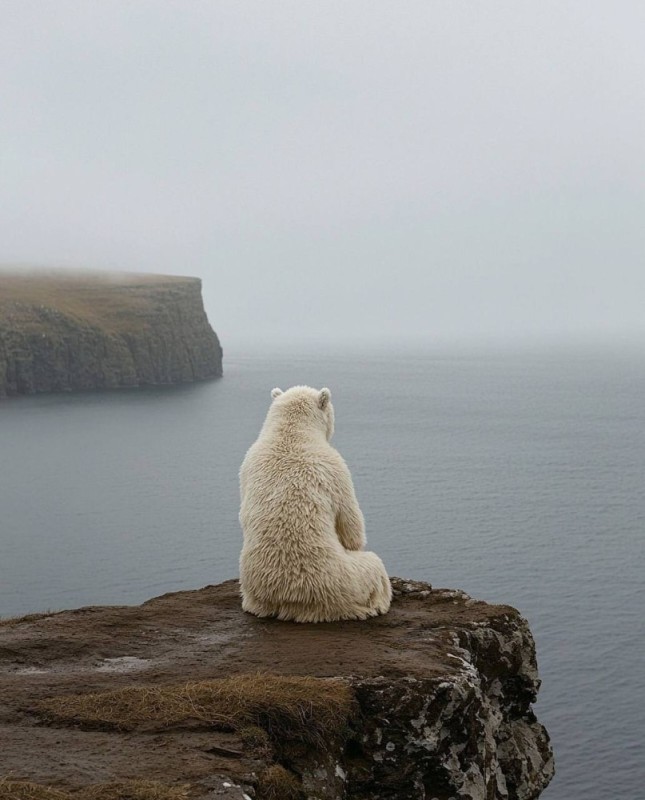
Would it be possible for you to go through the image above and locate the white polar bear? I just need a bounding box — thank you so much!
[239,385,392,623]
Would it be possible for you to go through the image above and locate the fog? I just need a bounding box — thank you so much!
[1,2,644,348]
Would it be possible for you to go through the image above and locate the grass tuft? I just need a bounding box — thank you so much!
[238,725,273,758]
[0,780,188,800]
[0,780,69,800]
[75,782,189,800]
[37,674,354,744]
[256,765,303,800]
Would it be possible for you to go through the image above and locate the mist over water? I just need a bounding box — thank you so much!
[2,3,645,347]
[1,345,643,799]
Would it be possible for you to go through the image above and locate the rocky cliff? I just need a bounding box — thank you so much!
[0,271,222,396]
[0,578,554,800]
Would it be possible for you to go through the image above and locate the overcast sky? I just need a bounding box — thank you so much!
[1,2,644,348]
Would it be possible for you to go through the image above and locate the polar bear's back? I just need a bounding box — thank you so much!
[239,436,346,607]
[240,436,340,552]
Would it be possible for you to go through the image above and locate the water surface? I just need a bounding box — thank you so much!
[1,345,644,799]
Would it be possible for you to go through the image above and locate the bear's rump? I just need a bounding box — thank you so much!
[240,538,342,604]
[240,539,386,611]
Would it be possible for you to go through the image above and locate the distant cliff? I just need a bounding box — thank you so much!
[0,271,222,396]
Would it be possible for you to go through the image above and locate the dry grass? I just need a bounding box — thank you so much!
[0,611,61,628]
[256,765,303,800]
[75,782,189,800]
[238,725,273,758]
[0,271,194,334]
[0,780,188,800]
[38,674,354,744]
[0,780,69,800]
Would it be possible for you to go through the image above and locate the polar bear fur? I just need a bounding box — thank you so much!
[239,385,392,623]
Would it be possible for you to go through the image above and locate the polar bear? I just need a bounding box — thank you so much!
[239,385,392,623]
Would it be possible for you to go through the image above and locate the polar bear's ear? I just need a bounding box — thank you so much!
[318,387,331,409]
[271,387,283,399]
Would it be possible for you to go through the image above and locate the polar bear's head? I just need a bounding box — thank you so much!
[269,385,335,441]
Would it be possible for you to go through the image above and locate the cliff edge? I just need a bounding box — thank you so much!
[0,270,222,396]
[0,578,554,800]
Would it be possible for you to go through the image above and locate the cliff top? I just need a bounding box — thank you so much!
[0,578,554,800]
[0,270,202,335]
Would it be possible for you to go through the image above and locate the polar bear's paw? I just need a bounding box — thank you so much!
[365,576,393,617]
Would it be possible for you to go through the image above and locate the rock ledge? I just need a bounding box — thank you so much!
[0,578,554,799]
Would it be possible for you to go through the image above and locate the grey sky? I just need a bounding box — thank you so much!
[1,1,644,347]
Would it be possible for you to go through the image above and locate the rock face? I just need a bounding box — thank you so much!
[0,578,553,799]
[0,271,222,396]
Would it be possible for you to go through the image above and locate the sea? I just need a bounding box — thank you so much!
[1,344,643,800]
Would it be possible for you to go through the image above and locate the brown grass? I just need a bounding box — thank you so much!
[238,725,273,758]
[75,782,189,800]
[38,674,354,744]
[0,780,69,800]
[256,765,303,800]
[0,271,195,334]
[0,611,61,628]
[0,780,188,800]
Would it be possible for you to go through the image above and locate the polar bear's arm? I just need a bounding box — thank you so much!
[239,457,249,501]
[333,456,366,551]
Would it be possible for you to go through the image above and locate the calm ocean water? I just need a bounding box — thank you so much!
[1,345,643,799]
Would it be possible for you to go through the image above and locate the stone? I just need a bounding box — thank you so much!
[0,578,554,799]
